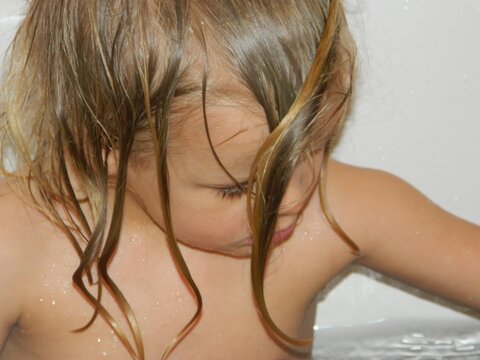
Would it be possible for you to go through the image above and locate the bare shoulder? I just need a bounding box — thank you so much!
[325,157,455,258]
[0,178,49,264]
[284,158,392,294]
[325,158,480,311]
[0,178,41,271]
[0,179,55,348]
[0,179,53,245]
[326,157,476,256]
[323,157,399,257]
[0,179,58,279]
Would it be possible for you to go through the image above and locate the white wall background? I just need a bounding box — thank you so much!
[314,0,480,337]
[0,0,23,61]
[0,0,479,345]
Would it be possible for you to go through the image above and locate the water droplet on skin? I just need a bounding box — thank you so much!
[97,338,102,343]
[51,300,56,305]
[131,234,140,247]
[39,298,44,303]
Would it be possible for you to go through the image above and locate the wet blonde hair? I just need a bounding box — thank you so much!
[0,0,360,358]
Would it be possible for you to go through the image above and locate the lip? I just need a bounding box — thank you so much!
[244,220,297,247]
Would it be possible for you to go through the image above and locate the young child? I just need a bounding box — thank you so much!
[0,0,478,359]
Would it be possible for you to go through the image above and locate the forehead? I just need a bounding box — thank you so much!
[169,101,268,152]
[168,92,269,175]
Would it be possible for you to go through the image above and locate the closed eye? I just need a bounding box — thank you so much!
[215,181,255,200]
[216,185,246,200]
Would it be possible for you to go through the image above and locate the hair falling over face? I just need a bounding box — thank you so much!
[0,0,360,358]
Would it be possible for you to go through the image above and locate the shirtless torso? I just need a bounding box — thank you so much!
[0,159,364,359]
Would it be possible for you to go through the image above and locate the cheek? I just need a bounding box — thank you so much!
[299,150,324,188]
[174,210,240,238]
[284,151,324,207]
[168,187,247,245]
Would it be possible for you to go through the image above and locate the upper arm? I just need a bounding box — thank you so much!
[328,160,480,312]
[0,182,33,352]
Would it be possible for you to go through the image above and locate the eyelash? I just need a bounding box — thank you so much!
[217,185,246,200]
[216,181,254,200]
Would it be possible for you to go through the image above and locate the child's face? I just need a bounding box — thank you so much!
[129,95,323,258]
